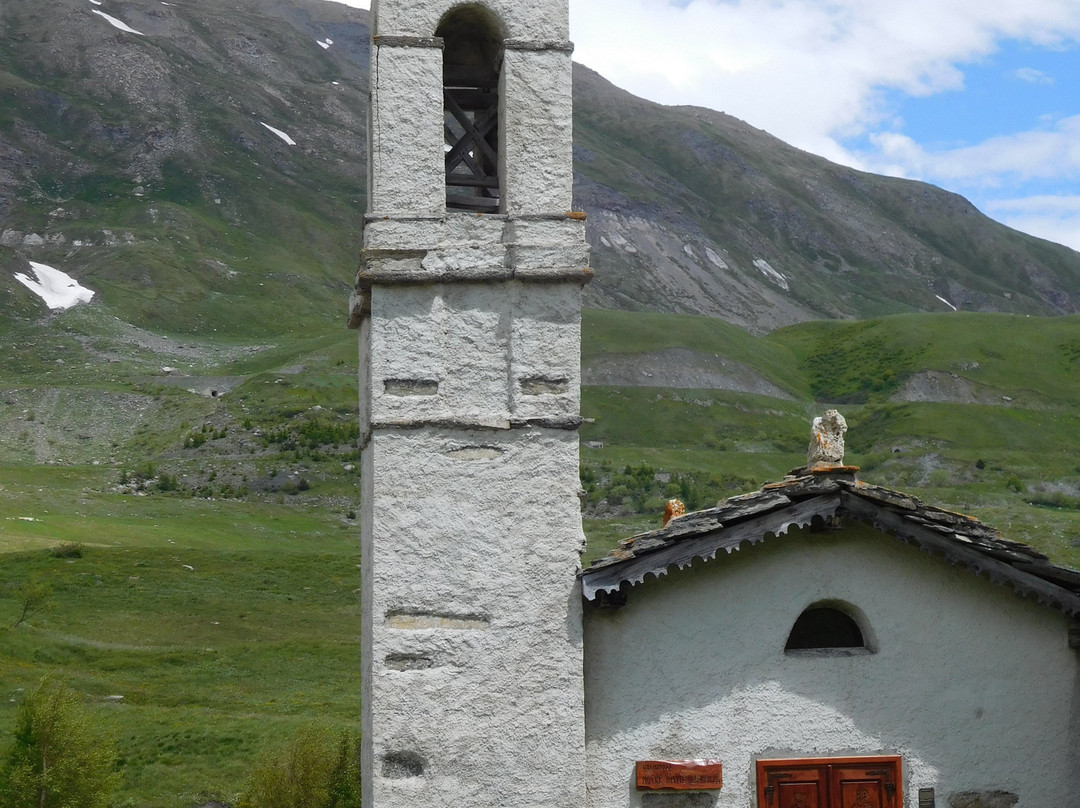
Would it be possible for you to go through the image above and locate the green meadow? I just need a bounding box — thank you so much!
[3,307,1080,805]
[0,465,361,806]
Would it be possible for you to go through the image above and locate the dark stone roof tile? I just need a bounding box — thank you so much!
[582,471,1080,617]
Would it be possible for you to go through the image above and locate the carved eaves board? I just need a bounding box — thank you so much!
[581,473,1080,617]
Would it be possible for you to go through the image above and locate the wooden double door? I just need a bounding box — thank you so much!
[757,756,902,808]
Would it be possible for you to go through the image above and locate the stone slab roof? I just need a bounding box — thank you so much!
[581,467,1080,618]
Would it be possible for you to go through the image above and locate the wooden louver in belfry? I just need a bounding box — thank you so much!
[444,82,499,212]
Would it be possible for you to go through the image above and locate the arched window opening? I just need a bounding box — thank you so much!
[436,6,503,212]
[785,605,866,652]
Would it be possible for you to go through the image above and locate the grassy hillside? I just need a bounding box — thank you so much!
[0,314,364,804]
[769,312,1080,406]
[0,0,368,338]
[0,469,360,806]
[580,309,1080,567]
[4,307,1080,806]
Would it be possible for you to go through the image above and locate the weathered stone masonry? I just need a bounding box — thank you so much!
[353,2,590,806]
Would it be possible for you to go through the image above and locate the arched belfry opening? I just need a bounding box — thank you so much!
[436,5,504,212]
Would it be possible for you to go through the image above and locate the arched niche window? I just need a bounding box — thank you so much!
[785,601,875,655]
[436,5,503,213]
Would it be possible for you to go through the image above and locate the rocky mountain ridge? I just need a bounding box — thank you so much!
[2,0,1080,336]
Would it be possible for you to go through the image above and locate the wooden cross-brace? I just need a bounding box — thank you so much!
[444,86,499,211]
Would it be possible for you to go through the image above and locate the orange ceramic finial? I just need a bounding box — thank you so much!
[663,499,686,527]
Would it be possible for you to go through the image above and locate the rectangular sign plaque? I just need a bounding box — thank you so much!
[636,759,723,791]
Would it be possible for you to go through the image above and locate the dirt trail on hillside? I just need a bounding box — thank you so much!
[583,347,796,399]
[891,371,1043,408]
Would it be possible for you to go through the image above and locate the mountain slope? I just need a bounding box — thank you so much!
[573,66,1080,331]
[0,0,368,336]
[2,0,1080,338]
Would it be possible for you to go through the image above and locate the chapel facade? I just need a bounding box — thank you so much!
[353,3,1080,807]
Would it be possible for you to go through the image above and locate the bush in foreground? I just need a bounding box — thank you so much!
[0,677,119,808]
[237,727,360,808]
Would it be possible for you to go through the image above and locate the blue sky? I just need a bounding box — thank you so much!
[332,0,1080,252]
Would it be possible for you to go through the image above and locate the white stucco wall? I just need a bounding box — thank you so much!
[365,280,582,426]
[501,47,575,214]
[583,523,1080,807]
[367,42,444,216]
[359,278,588,808]
[361,4,588,805]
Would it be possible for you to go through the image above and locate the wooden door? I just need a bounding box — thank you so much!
[758,757,901,808]
[761,762,828,808]
[830,762,895,808]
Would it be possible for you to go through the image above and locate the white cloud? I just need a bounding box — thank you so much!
[861,115,1080,185]
[1015,66,1054,84]
[985,195,1080,252]
[571,0,1080,156]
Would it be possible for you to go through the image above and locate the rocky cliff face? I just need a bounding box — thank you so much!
[2,0,1079,336]
[1,0,371,334]
[572,66,1080,331]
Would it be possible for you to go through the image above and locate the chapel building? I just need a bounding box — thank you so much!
[352,2,1080,806]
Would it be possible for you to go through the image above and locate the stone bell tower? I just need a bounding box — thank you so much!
[350,1,589,805]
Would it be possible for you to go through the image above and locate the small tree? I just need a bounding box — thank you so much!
[0,677,119,808]
[11,579,51,628]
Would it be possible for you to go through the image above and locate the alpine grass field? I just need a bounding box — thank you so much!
[4,305,1080,805]
[4,0,1080,804]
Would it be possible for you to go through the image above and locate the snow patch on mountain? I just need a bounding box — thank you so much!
[705,247,727,269]
[260,122,296,146]
[92,9,144,35]
[14,262,96,310]
[753,258,789,290]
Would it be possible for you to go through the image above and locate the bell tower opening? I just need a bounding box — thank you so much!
[436,5,503,212]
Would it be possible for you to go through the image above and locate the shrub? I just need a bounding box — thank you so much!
[326,733,361,808]
[0,677,120,808]
[236,727,360,808]
[49,542,83,559]
[927,469,951,488]
[156,473,179,492]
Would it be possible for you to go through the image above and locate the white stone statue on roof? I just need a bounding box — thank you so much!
[807,409,847,468]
